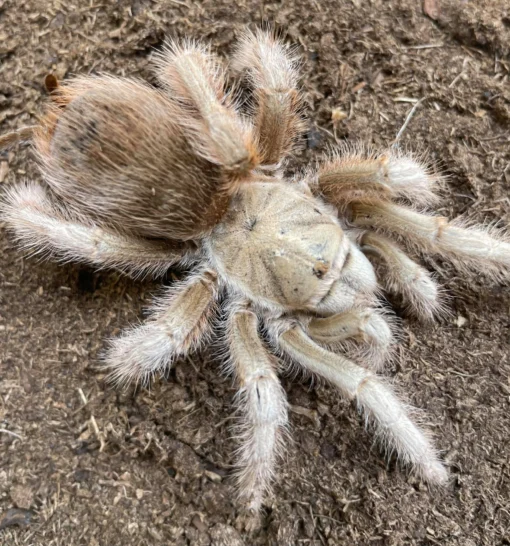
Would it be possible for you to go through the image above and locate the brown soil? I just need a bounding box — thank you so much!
[1,1,510,545]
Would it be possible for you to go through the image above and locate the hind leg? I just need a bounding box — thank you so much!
[231,29,304,167]
[2,183,189,278]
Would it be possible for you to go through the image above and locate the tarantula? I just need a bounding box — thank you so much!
[2,29,510,520]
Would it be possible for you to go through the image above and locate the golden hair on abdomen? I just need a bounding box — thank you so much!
[36,76,230,240]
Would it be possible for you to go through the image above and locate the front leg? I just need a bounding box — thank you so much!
[314,145,441,208]
[306,307,394,370]
[351,201,510,275]
[360,231,444,321]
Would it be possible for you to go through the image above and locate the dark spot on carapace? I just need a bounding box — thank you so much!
[313,262,329,279]
[246,217,257,231]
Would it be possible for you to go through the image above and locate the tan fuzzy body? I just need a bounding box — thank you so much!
[3,29,510,525]
[36,76,230,240]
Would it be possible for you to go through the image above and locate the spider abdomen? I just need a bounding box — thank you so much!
[35,76,230,240]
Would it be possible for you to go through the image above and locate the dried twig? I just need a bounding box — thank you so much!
[90,415,106,452]
[392,97,426,147]
[0,428,23,440]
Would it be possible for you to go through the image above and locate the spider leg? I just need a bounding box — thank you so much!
[314,145,440,208]
[153,40,257,178]
[1,182,189,278]
[276,323,448,484]
[231,29,303,167]
[104,270,217,387]
[227,304,288,518]
[359,231,443,320]
[306,307,394,370]
[351,201,510,275]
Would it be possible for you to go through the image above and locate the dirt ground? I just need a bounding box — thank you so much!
[1,0,510,544]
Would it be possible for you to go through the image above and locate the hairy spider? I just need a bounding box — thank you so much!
[2,29,510,522]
